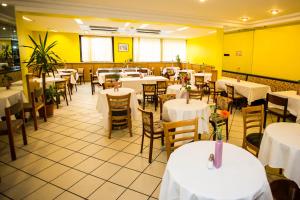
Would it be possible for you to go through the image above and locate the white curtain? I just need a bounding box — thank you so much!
[162,39,186,62]
[133,38,161,62]
[81,36,113,62]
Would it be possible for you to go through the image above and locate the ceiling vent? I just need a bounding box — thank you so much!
[89,25,118,32]
[136,28,161,34]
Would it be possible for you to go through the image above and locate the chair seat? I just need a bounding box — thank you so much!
[153,121,164,134]
[0,119,23,132]
[268,107,290,117]
[246,133,263,148]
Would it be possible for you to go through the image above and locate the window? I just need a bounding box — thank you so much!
[80,36,113,62]
[162,39,186,62]
[133,38,161,62]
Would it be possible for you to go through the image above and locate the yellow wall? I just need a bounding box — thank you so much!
[32,31,81,63]
[113,37,133,62]
[223,23,300,80]
[187,30,224,77]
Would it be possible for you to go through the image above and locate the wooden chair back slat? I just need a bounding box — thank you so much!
[188,90,203,100]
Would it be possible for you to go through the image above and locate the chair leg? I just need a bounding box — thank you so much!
[7,130,16,161]
[141,132,145,153]
[75,84,77,92]
[91,84,94,95]
[65,91,69,106]
[68,87,72,101]
[43,106,47,122]
[277,116,280,122]
[143,97,146,110]
[21,124,28,145]
[149,135,154,163]
[128,116,132,137]
[108,117,112,139]
[32,110,38,131]
[161,133,164,146]
[263,112,268,128]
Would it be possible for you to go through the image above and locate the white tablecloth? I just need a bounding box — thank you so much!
[33,77,66,88]
[166,84,197,99]
[162,99,210,133]
[57,72,77,84]
[0,88,25,117]
[160,141,272,200]
[271,91,300,122]
[259,122,300,187]
[191,73,212,85]
[96,88,139,130]
[97,72,143,84]
[120,76,168,94]
[216,77,271,104]
[174,69,195,80]
[57,69,77,73]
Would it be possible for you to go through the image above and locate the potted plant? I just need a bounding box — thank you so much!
[39,85,58,117]
[1,73,13,89]
[0,44,13,66]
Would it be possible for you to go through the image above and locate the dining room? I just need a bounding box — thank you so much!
[0,0,300,199]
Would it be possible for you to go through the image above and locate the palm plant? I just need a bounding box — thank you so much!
[0,44,12,63]
[24,32,62,77]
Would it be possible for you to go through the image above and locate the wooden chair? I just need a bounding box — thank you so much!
[163,118,199,159]
[194,75,206,90]
[270,179,300,200]
[105,74,119,82]
[55,80,70,108]
[157,81,168,95]
[158,94,176,120]
[25,73,40,99]
[211,69,218,82]
[207,81,223,103]
[226,84,246,113]
[138,108,164,163]
[90,71,100,95]
[142,84,158,111]
[264,93,290,128]
[24,88,47,131]
[107,93,132,139]
[242,105,264,156]
[0,101,27,160]
[188,89,203,100]
[178,71,188,79]
[209,96,232,141]
[77,68,84,84]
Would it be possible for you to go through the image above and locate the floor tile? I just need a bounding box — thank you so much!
[33,144,61,157]
[92,147,118,161]
[55,191,85,200]
[51,169,86,189]
[9,153,41,169]
[109,151,135,166]
[23,183,64,200]
[0,170,30,192]
[0,164,16,177]
[79,144,103,156]
[91,162,121,180]
[36,163,70,182]
[22,158,55,175]
[123,143,142,155]
[69,175,105,198]
[74,157,104,173]
[125,156,150,172]
[88,182,125,200]
[108,140,130,150]
[129,174,161,195]
[110,167,140,187]
[144,161,166,178]
[46,148,74,162]
[118,189,148,200]
[60,153,89,167]
[65,140,90,151]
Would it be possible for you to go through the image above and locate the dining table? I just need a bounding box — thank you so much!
[162,98,210,134]
[96,88,139,130]
[166,84,197,99]
[0,87,25,117]
[33,77,66,88]
[119,76,168,94]
[160,141,273,200]
[97,71,145,84]
[258,122,300,187]
[270,91,300,122]
[216,77,271,104]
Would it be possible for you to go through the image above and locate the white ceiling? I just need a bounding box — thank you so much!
[9,0,300,33]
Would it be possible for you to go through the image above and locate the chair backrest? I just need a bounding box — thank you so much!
[158,94,176,119]
[216,96,230,111]
[26,73,40,100]
[163,118,199,159]
[105,74,119,82]
[188,90,203,100]
[157,81,167,90]
[107,93,131,113]
[270,179,300,200]
[242,105,264,137]
[226,84,235,99]
[211,69,218,82]
[166,69,175,76]
[30,88,45,108]
[77,68,84,74]
[208,81,216,91]
[195,76,204,85]
[266,93,288,111]
[138,108,154,134]
[143,84,157,95]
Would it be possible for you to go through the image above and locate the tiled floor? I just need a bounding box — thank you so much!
[0,84,282,200]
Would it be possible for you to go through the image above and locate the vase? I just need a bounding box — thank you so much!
[186,92,190,104]
[214,140,223,168]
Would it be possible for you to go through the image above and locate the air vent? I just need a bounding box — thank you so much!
[89,26,118,32]
[136,29,161,34]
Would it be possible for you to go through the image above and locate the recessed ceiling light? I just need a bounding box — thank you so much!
[1,3,7,7]
[199,0,206,2]
[74,18,83,25]
[139,24,149,29]
[240,16,249,22]
[270,9,280,15]
[124,22,131,27]
[176,26,189,31]
[13,30,16,32]
[2,27,6,30]
[22,16,32,22]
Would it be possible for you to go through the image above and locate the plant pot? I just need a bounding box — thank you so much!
[214,140,223,169]
[39,103,54,118]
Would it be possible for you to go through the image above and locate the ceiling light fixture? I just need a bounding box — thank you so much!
[139,24,149,29]
[74,18,83,25]
[176,26,189,31]
[124,22,131,27]
[199,0,206,2]
[22,16,32,22]
[240,16,249,22]
[2,27,6,30]
[1,3,7,7]
[270,9,280,15]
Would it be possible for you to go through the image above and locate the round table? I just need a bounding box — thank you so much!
[166,84,197,99]
[0,88,25,117]
[159,141,272,200]
[162,99,210,133]
[258,122,300,187]
[96,88,139,130]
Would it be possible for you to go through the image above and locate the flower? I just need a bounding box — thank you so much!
[219,110,230,119]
